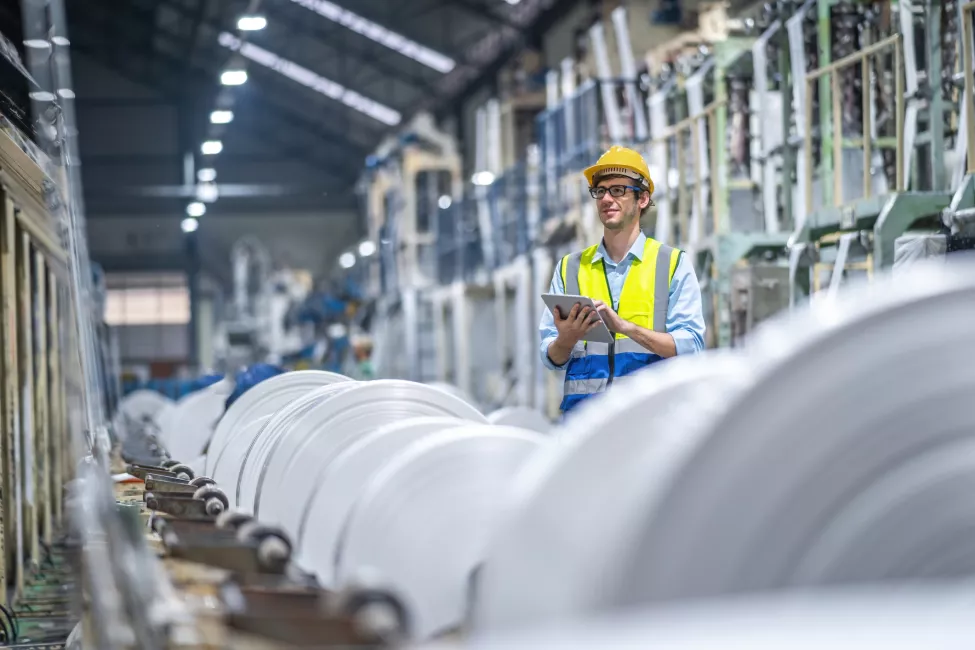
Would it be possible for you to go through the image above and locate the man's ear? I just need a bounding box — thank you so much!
[639,190,651,209]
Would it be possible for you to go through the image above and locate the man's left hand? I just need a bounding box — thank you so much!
[592,300,629,335]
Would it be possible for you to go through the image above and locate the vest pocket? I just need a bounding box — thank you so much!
[621,300,653,330]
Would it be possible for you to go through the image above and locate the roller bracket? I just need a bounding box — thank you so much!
[221,582,382,647]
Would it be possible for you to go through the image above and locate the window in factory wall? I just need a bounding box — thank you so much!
[104,274,191,326]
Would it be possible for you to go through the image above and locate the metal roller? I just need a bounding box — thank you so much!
[204,370,350,475]
[335,427,551,640]
[235,382,360,512]
[253,380,487,538]
[608,262,975,605]
[485,407,551,433]
[437,587,975,649]
[296,416,469,587]
[474,352,752,631]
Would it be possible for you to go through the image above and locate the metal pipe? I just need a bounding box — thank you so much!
[862,57,872,200]
[895,41,905,190]
[963,3,975,173]
[806,34,902,80]
[831,72,843,206]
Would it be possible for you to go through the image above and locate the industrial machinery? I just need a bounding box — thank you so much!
[100,256,975,648]
[4,0,975,647]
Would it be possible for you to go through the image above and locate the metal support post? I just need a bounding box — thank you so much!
[610,5,649,141]
[588,21,624,142]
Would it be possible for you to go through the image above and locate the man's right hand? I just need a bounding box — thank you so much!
[547,303,600,366]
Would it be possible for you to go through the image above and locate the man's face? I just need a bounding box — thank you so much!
[595,176,646,231]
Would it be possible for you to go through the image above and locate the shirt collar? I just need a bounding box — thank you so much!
[592,232,647,265]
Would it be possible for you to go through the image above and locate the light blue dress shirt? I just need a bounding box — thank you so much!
[538,233,706,369]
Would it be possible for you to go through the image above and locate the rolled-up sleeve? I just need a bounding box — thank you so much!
[666,254,706,355]
[539,264,569,370]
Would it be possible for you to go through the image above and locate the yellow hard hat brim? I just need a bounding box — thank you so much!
[583,162,646,188]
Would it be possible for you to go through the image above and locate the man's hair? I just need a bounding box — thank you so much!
[596,173,653,219]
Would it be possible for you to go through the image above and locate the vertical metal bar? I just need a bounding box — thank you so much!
[48,273,62,526]
[818,0,834,206]
[895,38,905,190]
[862,57,873,199]
[831,72,843,206]
[963,5,975,172]
[35,254,50,547]
[708,111,721,235]
[0,197,12,606]
[16,231,31,594]
[804,78,814,216]
[676,132,690,245]
[691,120,704,242]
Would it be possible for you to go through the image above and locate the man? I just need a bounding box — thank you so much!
[538,145,706,413]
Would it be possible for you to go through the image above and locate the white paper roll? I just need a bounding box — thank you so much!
[204,370,349,476]
[485,407,551,433]
[296,416,467,587]
[432,587,975,650]
[210,415,272,494]
[613,261,975,606]
[336,426,550,640]
[160,383,228,463]
[235,382,359,512]
[254,380,487,538]
[474,352,751,631]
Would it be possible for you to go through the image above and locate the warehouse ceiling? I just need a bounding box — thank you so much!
[0,0,575,219]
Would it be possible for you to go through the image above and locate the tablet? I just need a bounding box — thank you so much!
[541,293,615,344]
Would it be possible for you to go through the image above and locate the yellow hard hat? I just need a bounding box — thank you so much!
[583,145,655,195]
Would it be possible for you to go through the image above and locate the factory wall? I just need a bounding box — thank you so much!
[87,210,361,280]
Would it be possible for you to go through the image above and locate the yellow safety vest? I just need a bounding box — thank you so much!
[557,237,681,411]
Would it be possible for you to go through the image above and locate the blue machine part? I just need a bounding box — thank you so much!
[224,363,287,411]
[122,373,226,401]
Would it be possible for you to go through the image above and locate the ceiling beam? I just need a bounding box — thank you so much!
[264,1,442,98]
[73,1,368,178]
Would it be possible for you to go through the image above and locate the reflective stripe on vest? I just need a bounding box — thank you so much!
[557,238,681,412]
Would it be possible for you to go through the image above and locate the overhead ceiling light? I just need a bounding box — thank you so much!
[285,0,455,73]
[471,171,496,186]
[438,195,452,210]
[201,140,223,155]
[220,69,248,85]
[338,252,356,269]
[358,240,376,257]
[237,15,267,31]
[186,202,206,217]
[197,168,217,183]
[219,32,401,126]
[503,0,521,4]
[210,110,234,124]
[196,183,219,203]
[57,89,76,99]
[181,217,199,233]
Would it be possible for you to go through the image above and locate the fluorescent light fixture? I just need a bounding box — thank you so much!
[186,202,206,217]
[285,0,455,73]
[23,39,50,49]
[338,252,356,269]
[237,15,267,31]
[210,110,234,124]
[57,88,76,99]
[197,168,217,183]
[504,0,521,4]
[219,32,401,126]
[181,217,199,233]
[201,140,223,155]
[358,240,376,257]
[471,171,496,186]
[220,69,248,85]
[438,195,452,210]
